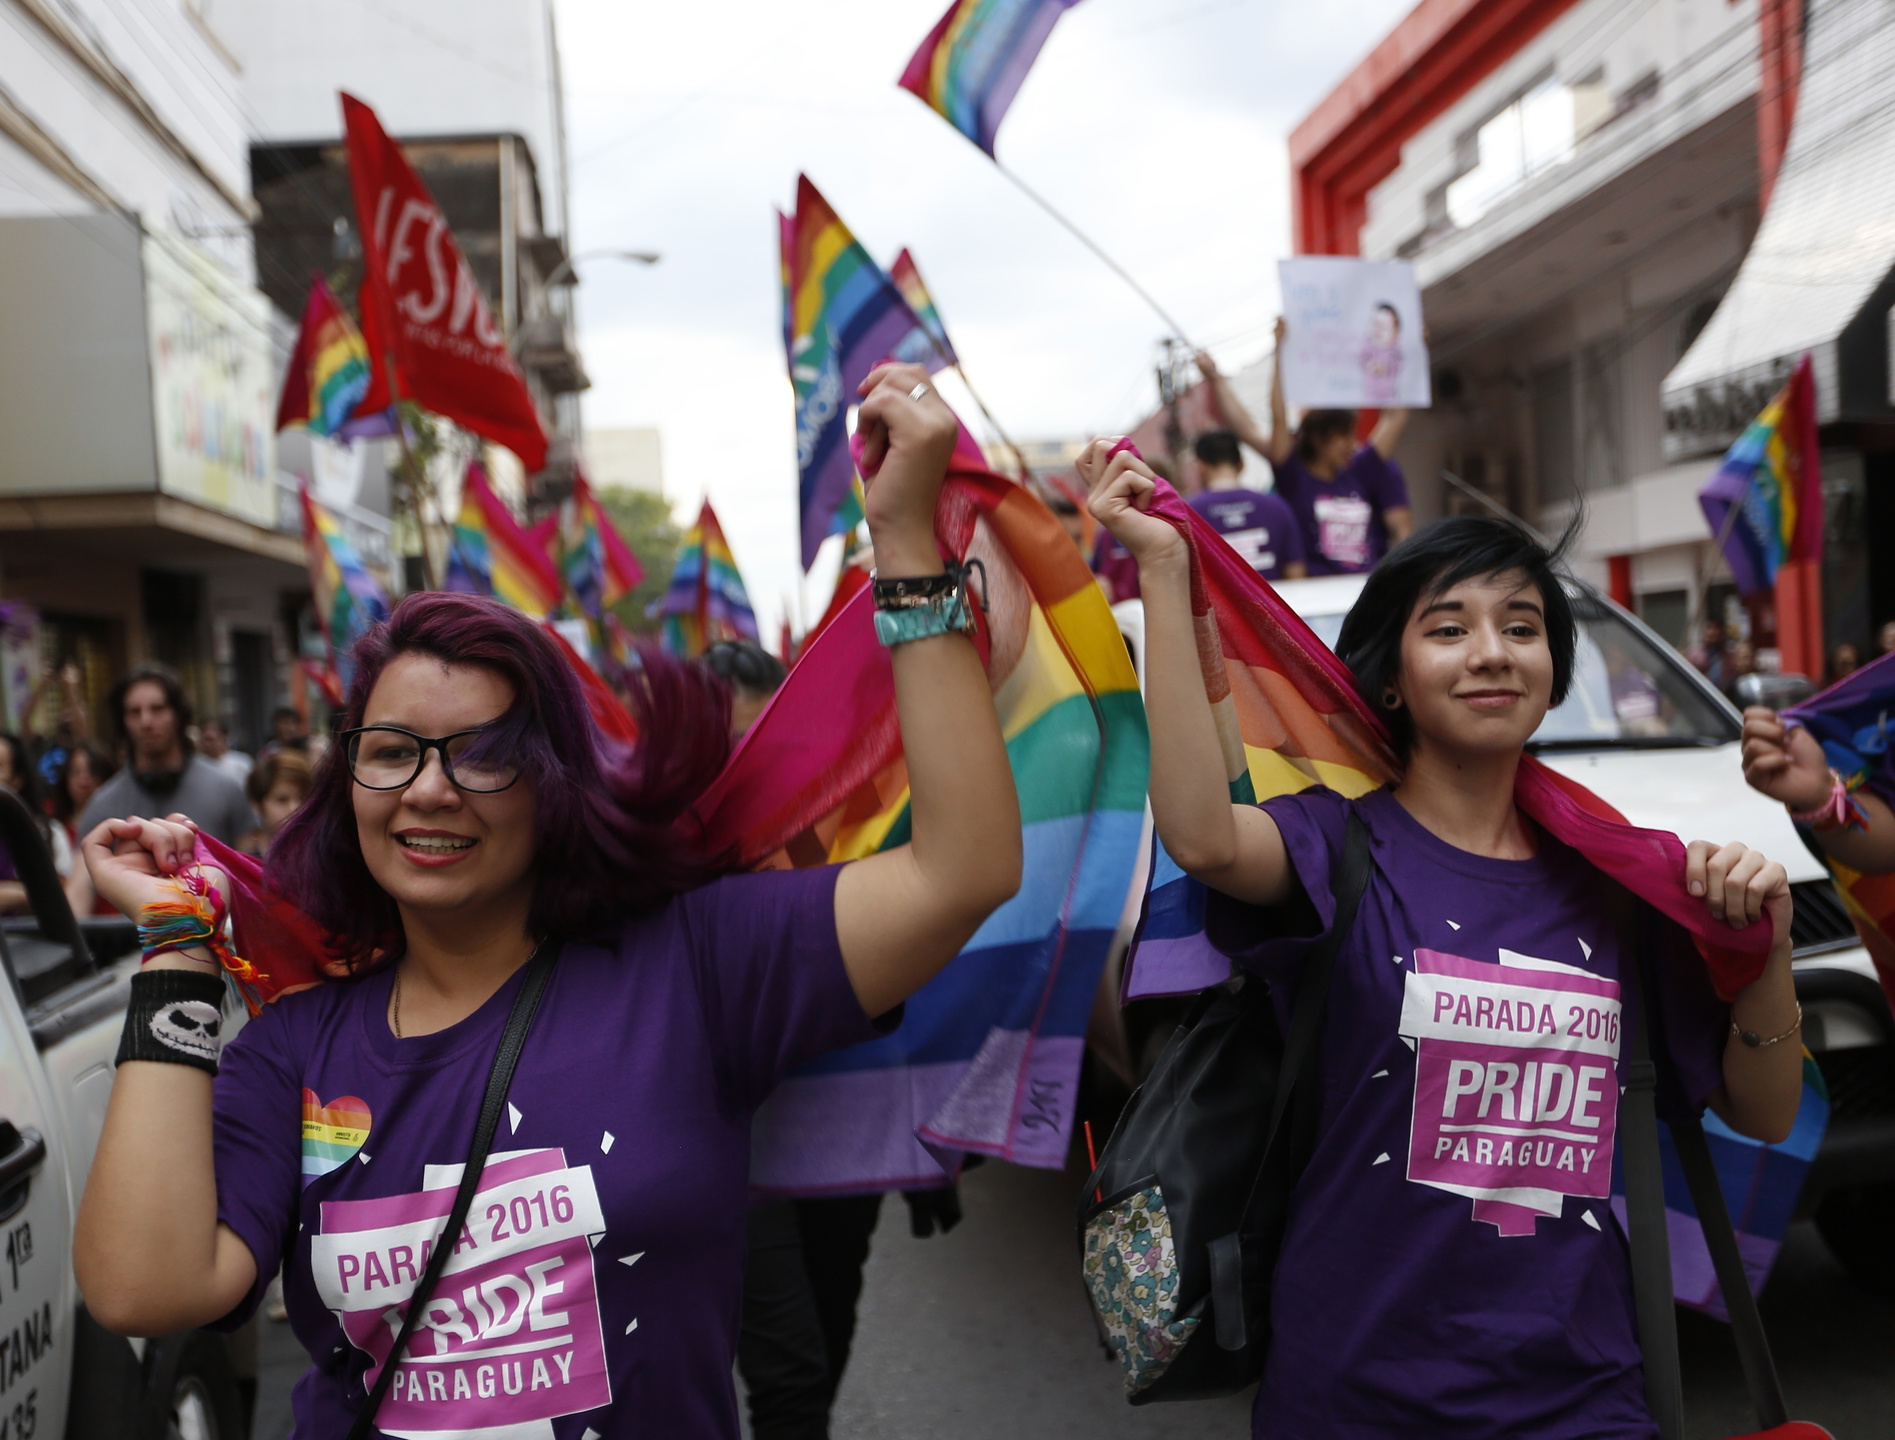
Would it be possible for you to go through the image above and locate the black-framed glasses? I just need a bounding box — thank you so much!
[339,726,521,793]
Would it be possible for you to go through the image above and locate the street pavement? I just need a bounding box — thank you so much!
[254,1154,1895,1439]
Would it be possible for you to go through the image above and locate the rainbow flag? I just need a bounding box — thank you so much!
[1697,355,1823,596]
[444,462,564,619]
[693,426,1148,1189]
[889,248,958,372]
[300,485,390,687]
[552,473,644,619]
[786,175,932,568]
[899,0,1084,157]
[275,276,391,439]
[654,501,758,658]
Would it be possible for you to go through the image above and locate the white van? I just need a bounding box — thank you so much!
[1109,579,1895,1289]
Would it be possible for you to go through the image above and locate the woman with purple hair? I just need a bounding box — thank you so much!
[71,363,1022,1438]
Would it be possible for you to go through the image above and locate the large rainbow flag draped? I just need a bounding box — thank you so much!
[1696,355,1822,596]
[898,0,1084,157]
[444,462,565,620]
[1785,650,1895,1013]
[694,429,1147,1190]
[785,176,932,568]
[300,485,390,689]
[889,248,958,372]
[654,501,758,658]
[275,277,385,438]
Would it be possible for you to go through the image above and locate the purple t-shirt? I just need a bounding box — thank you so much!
[1208,787,1727,1439]
[1090,529,1141,603]
[1187,488,1306,580]
[212,865,879,1440]
[1271,446,1411,575]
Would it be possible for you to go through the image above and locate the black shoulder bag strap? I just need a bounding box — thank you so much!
[1209,807,1373,1350]
[1612,889,1685,1440]
[1611,888,1790,1439]
[344,938,563,1440]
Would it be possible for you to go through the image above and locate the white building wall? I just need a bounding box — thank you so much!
[0,0,254,272]
[1362,0,1756,268]
[207,0,570,235]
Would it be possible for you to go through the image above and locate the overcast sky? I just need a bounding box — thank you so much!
[558,0,1414,636]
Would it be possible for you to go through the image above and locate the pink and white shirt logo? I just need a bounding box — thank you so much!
[1311,493,1373,568]
[313,1147,612,1439]
[1399,948,1622,1236]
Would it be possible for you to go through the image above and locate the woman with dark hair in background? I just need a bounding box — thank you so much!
[73,363,1022,1439]
[1084,440,1801,1438]
[1198,315,1414,575]
[53,741,116,916]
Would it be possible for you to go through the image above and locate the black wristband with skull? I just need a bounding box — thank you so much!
[117,969,227,1075]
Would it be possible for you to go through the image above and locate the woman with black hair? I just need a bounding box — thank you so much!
[1083,440,1803,1438]
[1198,316,1413,574]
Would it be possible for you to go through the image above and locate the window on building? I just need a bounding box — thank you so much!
[1532,361,1577,508]
[1578,339,1625,491]
[1447,73,1583,229]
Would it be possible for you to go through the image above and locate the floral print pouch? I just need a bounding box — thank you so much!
[1081,1181,1201,1395]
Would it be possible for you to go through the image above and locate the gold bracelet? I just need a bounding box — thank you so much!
[1731,1003,1802,1049]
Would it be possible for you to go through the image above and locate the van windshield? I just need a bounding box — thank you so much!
[1299,597,1738,750]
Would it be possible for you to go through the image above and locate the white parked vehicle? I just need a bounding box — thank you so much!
[1107,578,1895,1288]
[0,789,255,1439]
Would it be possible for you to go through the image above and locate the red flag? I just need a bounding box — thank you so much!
[340,93,548,472]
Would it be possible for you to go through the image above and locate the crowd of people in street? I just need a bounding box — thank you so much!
[2,344,1871,1440]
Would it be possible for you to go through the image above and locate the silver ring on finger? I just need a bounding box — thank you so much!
[909,382,931,402]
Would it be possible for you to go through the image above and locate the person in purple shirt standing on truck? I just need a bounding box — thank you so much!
[1199,317,1415,575]
[1184,430,1306,583]
[72,361,1023,1440]
[1083,436,1804,1439]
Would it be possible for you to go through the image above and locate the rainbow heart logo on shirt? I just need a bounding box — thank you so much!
[302,1090,372,1182]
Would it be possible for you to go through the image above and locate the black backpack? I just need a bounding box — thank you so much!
[1079,811,1371,1403]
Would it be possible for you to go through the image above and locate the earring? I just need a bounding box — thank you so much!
[1382,688,1401,709]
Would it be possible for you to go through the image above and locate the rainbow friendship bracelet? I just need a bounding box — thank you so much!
[136,870,248,977]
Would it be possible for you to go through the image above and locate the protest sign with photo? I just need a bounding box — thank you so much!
[1277,257,1431,409]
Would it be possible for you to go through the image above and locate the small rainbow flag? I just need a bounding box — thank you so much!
[889,248,958,372]
[654,501,758,658]
[785,176,932,568]
[275,275,391,439]
[1697,354,1823,596]
[899,0,1084,157]
[444,462,565,620]
[300,485,390,687]
[301,1089,372,1181]
[552,472,645,618]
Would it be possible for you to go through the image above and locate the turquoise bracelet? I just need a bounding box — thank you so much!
[874,594,976,647]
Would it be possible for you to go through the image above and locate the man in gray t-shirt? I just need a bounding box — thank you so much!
[78,667,256,846]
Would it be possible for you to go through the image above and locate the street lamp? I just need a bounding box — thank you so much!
[541,248,661,292]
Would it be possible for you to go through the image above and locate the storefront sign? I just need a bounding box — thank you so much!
[143,232,278,529]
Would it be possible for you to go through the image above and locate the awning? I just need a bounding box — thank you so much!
[1661,0,1895,458]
